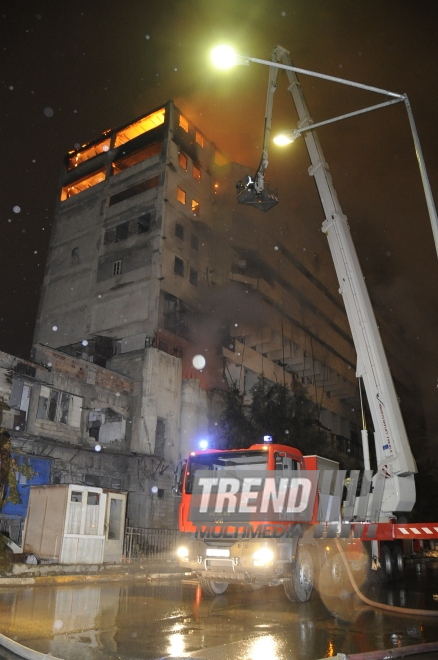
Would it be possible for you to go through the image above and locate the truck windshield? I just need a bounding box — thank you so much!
[185,450,268,494]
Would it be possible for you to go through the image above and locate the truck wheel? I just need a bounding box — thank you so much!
[380,544,393,583]
[284,547,314,603]
[391,544,404,580]
[199,578,228,596]
[319,552,349,596]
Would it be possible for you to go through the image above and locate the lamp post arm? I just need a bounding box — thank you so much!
[249,54,404,99]
[294,97,404,136]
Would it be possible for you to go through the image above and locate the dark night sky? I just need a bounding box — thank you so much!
[1,1,437,437]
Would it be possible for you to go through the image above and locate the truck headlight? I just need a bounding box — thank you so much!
[177,546,189,560]
[252,547,274,566]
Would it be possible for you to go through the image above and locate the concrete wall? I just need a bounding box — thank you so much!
[180,379,209,459]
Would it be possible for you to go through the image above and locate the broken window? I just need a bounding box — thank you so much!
[47,390,59,422]
[178,152,188,170]
[137,213,151,234]
[175,222,184,240]
[109,175,159,206]
[36,386,82,426]
[113,260,122,276]
[67,137,111,171]
[88,408,126,443]
[192,165,201,182]
[59,393,70,424]
[179,115,189,132]
[115,222,129,242]
[189,267,198,287]
[176,187,186,205]
[111,141,162,174]
[195,131,204,148]
[61,168,106,201]
[190,234,199,250]
[174,256,184,277]
[114,107,165,147]
[191,199,200,216]
[9,378,32,431]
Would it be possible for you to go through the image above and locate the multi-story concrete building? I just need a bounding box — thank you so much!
[2,101,421,537]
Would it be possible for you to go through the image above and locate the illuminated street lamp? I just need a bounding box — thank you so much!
[210,45,438,257]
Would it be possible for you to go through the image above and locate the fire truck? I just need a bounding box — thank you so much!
[173,46,438,601]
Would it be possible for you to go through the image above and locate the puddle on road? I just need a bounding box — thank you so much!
[0,564,437,660]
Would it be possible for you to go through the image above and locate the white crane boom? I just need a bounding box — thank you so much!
[265,45,417,519]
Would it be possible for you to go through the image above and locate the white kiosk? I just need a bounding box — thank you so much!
[23,484,127,564]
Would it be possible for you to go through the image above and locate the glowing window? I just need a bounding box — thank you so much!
[114,108,165,147]
[191,199,200,216]
[177,187,186,205]
[61,168,106,200]
[195,132,204,148]
[179,115,189,132]
[192,165,201,182]
[178,152,188,170]
[111,141,162,174]
[67,138,110,170]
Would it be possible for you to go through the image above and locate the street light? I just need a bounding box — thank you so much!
[210,45,438,257]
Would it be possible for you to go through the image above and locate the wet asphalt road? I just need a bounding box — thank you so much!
[1,561,438,660]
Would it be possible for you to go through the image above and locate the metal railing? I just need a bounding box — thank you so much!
[123,527,184,562]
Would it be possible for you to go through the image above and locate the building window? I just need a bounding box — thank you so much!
[175,222,184,240]
[174,256,184,277]
[189,267,198,287]
[178,152,188,170]
[137,213,151,234]
[195,131,204,147]
[109,175,159,206]
[111,141,162,175]
[155,418,165,458]
[36,386,82,427]
[67,138,111,171]
[115,222,129,242]
[190,234,199,250]
[61,167,106,201]
[191,199,200,216]
[113,260,122,276]
[177,187,186,204]
[192,165,201,182]
[114,107,165,147]
[179,115,189,132]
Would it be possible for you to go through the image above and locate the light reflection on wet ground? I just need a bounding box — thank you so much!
[0,561,437,660]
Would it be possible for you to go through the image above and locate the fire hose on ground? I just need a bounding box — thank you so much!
[314,539,438,659]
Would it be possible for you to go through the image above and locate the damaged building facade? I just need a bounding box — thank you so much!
[0,346,172,536]
[2,101,419,535]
